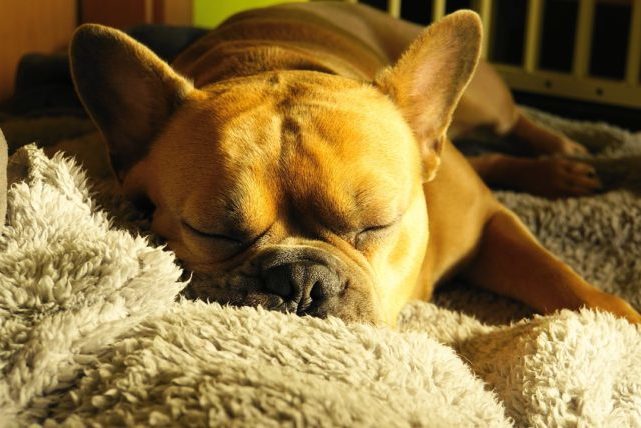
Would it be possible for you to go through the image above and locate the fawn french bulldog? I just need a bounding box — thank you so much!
[69,2,641,324]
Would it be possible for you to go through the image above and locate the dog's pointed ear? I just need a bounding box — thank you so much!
[375,10,481,182]
[70,24,194,178]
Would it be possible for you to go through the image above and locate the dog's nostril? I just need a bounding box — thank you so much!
[274,281,294,298]
[263,265,296,298]
[310,281,324,300]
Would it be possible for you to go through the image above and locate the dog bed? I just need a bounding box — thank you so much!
[1,109,641,427]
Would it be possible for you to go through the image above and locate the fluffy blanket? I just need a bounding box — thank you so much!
[1,110,641,427]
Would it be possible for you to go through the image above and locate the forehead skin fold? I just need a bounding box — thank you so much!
[145,72,422,229]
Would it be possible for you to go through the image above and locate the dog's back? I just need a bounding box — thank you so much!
[172,4,393,87]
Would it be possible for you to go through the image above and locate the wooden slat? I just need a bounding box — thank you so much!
[495,64,641,109]
[626,0,641,84]
[573,0,596,78]
[388,0,401,18]
[523,0,543,71]
[432,0,446,20]
[476,0,493,59]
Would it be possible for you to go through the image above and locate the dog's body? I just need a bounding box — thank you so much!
[70,2,641,324]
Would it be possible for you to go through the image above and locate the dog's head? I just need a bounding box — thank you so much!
[70,11,480,325]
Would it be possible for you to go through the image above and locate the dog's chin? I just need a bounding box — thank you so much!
[183,271,383,325]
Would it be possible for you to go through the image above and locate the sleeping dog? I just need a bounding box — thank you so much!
[69,2,640,324]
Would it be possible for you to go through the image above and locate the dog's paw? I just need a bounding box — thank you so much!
[506,157,602,198]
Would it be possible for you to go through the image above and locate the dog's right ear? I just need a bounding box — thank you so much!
[70,24,194,178]
[375,11,481,182]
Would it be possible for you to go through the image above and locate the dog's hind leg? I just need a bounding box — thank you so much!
[461,208,641,323]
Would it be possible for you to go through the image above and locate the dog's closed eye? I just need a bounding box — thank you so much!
[354,219,399,249]
[181,221,245,245]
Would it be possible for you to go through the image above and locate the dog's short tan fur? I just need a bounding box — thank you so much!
[70,2,641,324]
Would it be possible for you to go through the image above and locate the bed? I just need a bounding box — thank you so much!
[1,104,641,426]
[2,5,641,425]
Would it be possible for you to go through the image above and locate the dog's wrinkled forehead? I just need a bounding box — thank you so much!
[154,71,422,201]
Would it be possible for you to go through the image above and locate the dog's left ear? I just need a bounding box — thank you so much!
[70,24,194,178]
[375,11,481,182]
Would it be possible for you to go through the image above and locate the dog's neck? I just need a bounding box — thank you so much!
[171,8,387,87]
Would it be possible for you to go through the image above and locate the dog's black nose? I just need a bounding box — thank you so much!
[262,262,342,313]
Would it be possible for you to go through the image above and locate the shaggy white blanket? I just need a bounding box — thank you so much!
[1,111,641,427]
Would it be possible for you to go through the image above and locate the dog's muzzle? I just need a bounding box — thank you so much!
[184,245,374,322]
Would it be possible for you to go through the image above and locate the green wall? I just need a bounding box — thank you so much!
[194,0,308,28]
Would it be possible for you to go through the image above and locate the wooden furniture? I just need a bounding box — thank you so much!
[362,0,641,109]
[0,0,76,101]
[0,0,193,103]
[80,0,192,29]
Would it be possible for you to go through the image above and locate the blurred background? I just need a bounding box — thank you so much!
[1,0,640,130]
